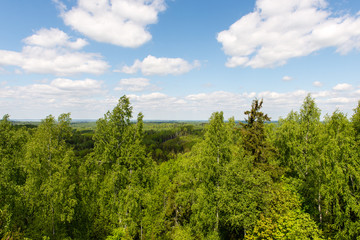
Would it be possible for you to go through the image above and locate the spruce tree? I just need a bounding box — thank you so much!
[240,99,272,164]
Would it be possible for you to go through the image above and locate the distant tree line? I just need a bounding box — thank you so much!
[1,94,360,239]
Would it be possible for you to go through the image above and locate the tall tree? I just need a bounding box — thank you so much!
[189,111,231,239]
[272,95,360,238]
[0,115,28,239]
[240,99,273,164]
[275,94,322,178]
[219,146,273,239]
[296,95,325,225]
[171,111,274,239]
[220,102,277,238]
[319,110,360,238]
[92,96,152,239]
[274,95,324,218]
[22,113,77,239]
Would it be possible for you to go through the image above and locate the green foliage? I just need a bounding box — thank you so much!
[67,129,94,158]
[143,122,203,162]
[22,113,77,239]
[105,228,132,240]
[240,99,274,164]
[0,206,24,240]
[275,95,324,228]
[172,225,194,240]
[91,95,153,239]
[246,183,323,240]
[190,112,231,237]
[352,100,360,142]
[273,95,360,239]
[0,115,28,239]
[319,110,360,239]
[1,96,360,240]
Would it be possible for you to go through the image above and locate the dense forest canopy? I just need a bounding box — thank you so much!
[1,95,360,239]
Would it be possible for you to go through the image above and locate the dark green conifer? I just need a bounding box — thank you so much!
[240,99,273,164]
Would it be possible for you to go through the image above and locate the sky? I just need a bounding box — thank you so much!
[0,0,360,121]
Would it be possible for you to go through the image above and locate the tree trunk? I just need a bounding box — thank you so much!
[318,191,322,223]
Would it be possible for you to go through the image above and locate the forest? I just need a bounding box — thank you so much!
[1,94,360,240]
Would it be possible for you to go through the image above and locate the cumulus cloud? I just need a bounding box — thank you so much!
[59,0,166,47]
[127,92,187,119]
[0,28,109,75]
[333,83,353,91]
[184,90,309,116]
[0,78,107,118]
[121,55,200,76]
[23,28,88,49]
[51,78,103,91]
[115,78,160,92]
[129,92,168,101]
[282,76,293,81]
[126,82,360,120]
[217,0,360,68]
[313,81,323,87]
[2,79,359,120]
[0,78,104,98]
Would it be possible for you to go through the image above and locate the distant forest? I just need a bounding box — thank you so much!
[1,94,360,239]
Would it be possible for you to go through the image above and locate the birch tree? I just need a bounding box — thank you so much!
[23,113,77,239]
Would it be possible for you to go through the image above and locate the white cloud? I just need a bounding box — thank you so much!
[0,78,104,98]
[0,28,109,76]
[327,97,354,104]
[0,78,107,118]
[115,78,160,92]
[59,0,166,48]
[127,92,188,119]
[282,76,292,81]
[51,78,103,91]
[333,83,353,91]
[217,0,360,68]
[129,92,168,101]
[23,28,88,49]
[2,80,359,120]
[125,84,359,120]
[125,90,305,120]
[121,55,200,76]
[313,81,323,87]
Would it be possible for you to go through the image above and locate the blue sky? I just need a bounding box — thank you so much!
[0,0,360,120]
